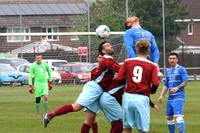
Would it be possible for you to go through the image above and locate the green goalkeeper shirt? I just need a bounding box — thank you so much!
[28,61,52,85]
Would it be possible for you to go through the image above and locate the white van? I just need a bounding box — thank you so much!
[43,59,68,71]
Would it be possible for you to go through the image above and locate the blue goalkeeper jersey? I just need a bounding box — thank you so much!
[123,27,159,63]
[164,65,188,100]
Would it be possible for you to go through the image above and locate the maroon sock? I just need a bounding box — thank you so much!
[81,123,91,133]
[48,104,73,118]
[92,122,98,133]
[110,120,123,133]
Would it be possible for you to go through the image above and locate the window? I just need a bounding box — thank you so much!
[24,66,30,73]
[19,65,26,72]
[41,27,59,41]
[187,23,193,35]
[7,27,30,42]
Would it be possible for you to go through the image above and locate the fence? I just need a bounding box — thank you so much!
[0,32,200,86]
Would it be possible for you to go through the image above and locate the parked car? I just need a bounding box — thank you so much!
[0,64,25,86]
[69,62,95,71]
[89,62,99,70]
[58,63,91,84]
[43,59,68,71]
[17,63,62,84]
[0,58,29,70]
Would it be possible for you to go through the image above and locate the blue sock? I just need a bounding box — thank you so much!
[167,120,175,133]
[177,120,185,133]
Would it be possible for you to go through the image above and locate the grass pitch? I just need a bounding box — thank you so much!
[0,81,199,133]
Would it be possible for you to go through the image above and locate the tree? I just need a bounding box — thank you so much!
[84,0,188,52]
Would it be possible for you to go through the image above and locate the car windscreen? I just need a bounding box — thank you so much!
[52,62,67,67]
[72,66,90,72]
[58,66,71,72]
[10,59,29,66]
[0,65,15,72]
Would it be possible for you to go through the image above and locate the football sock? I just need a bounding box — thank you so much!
[167,120,175,133]
[92,122,98,133]
[35,97,41,114]
[110,120,123,133]
[36,103,40,114]
[177,120,185,133]
[81,123,91,133]
[48,104,73,118]
[43,101,48,114]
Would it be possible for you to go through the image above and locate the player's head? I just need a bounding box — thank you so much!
[124,21,130,30]
[126,16,140,28]
[135,40,150,56]
[168,52,178,67]
[98,41,114,56]
[35,54,43,64]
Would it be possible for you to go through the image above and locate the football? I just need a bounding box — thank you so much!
[158,71,163,77]
[95,25,110,39]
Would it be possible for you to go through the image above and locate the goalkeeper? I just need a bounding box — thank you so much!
[28,54,52,115]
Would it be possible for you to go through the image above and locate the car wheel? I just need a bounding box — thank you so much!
[74,78,80,84]
[20,81,25,86]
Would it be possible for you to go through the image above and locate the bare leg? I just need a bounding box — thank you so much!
[123,128,131,133]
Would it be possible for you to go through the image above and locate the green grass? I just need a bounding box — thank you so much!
[0,81,199,133]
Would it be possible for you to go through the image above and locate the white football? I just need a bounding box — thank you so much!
[158,72,163,78]
[96,25,110,39]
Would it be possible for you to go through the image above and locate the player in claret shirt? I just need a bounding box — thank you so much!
[116,40,160,133]
[44,41,120,132]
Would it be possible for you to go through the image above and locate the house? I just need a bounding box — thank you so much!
[176,0,200,46]
[0,0,87,53]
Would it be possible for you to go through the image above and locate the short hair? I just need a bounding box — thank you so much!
[98,41,111,55]
[35,53,42,57]
[135,40,150,54]
[168,52,178,58]
[126,16,139,23]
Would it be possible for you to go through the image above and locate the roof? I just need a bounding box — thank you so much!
[0,0,84,4]
[173,45,200,54]
[0,3,87,16]
[11,41,78,54]
[182,0,200,19]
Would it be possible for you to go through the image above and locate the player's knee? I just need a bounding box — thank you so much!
[175,116,184,123]
[72,103,82,111]
[35,97,41,103]
[43,95,48,101]
[167,119,175,125]
[166,116,173,121]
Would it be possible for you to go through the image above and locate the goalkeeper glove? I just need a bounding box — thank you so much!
[48,81,53,90]
[28,85,34,94]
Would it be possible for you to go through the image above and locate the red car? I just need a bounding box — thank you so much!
[58,63,91,84]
